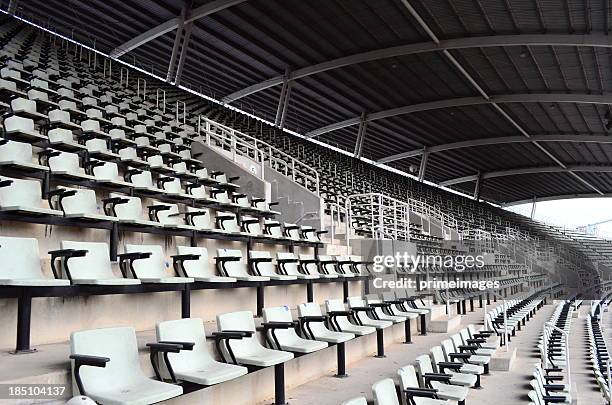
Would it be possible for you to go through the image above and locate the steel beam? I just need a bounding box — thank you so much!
[353,112,368,158]
[377,134,612,164]
[473,171,482,201]
[275,68,290,126]
[418,149,429,182]
[110,0,246,58]
[440,165,612,186]
[279,82,293,129]
[503,193,612,206]
[221,33,612,103]
[7,0,18,15]
[166,7,187,83]
[174,22,194,85]
[307,93,612,138]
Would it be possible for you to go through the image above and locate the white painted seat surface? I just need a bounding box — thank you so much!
[277,252,317,279]
[156,318,247,385]
[125,244,193,283]
[299,254,334,278]
[325,299,376,336]
[60,241,139,285]
[176,246,236,282]
[0,236,69,286]
[0,176,62,215]
[70,326,183,404]
[109,194,159,227]
[262,306,327,353]
[347,297,393,329]
[297,303,354,344]
[216,311,294,367]
[414,355,472,396]
[430,346,478,386]
[372,378,400,405]
[0,140,47,170]
[216,249,269,281]
[341,397,367,405]
[48,151,93,180]
[58,187,117,221]
[249,251,296,280]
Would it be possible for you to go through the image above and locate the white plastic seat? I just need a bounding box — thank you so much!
[48,109,81,130]
[215,211,250,235]
[175,246,236,282]
[430,346,479,387]
[149,202,197,230]
[414,354,474,392]
[262,306,327,353]
[216,311,294,367]
[11,97,46,119]
[0,176,62,216]
[456,330,495,356]
[341,397,367,405]
[365,295,406,323]
[159,177,191,198]
[216,249,269,281]
[441,339,487,372]
[242,215,270,237]
[283,222,301,240]
[299,254,335,278]
[249,251,296,280]
[156,318,248,385]
[47,151,94,180]
[335,255,357,277]
[70,327,183,404]
[48,128,85,150]
[60,241,140,285]
[0,236,69,286]
[4,115,46,142]
[325,299,376,336]
[347,296,393,329]
[372,378,401,405]
[319,255,347,277]
[297,303,354,343]
[118,146,148,166]
[123,244,194,283]
[127,170,165,193]
[52,187,117,222]
[263,219,288,239]
[91,161,133,187]
[397,365,456,405]
[0,140,47,171]
[277,252,317,279]
[380,292,420,318]
[105,193,160,226]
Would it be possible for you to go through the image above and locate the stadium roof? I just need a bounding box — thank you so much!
[14,0,612,204]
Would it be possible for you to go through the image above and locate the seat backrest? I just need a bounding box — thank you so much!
[347,296,366,308]
[340,397,367,405]
[48,128,74,144]
[326,299,347,312]
[242,216,262,236]
[216,248,247,277]
[156,318,214,371]
[153,203,181,226]
[372,378,400,405]
[249,251,276,276]
[188,184,208,199]
[264,220,283,238]
[186,207,211,229]
[284,222,300,239]
[0,140,32,163]
[450,334,464,349]
[61,241,114,280]
[298,254,321,275]
[125,244,167,279]
[381,292,395,302]
[319,255,338,275]
[11,98,36,113]
[70,327,144,390]
[0,177,42,208]
[217,212,239,232]
[177,246,211,278]
[92,161,119,180]
[0,236,45,281]
[459,329,471,344]
[277,252,300,276]
[59,188,98,215]
[129,170,155,188]
[430,346,445,369]
[109,194,143,220]
[397,364,419,390]
[216,311,261,356]
[414,354,435,381]
[441,339,455,359]
[48,109,71,124]
[48,151,80,173]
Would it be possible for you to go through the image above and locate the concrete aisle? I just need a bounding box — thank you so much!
[268,302,554,405]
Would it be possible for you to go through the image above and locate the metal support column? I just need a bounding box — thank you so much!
[174,22,194,85]
[256,284,265,317]
[274,363,287,405]
[279,81,293,129]
[15,292,33,353]
[335,342,348,377]
[353,112,368,158]
[375,328,385,357]
[166,6,187,82]
[275,68,290,126]
[473,171,482,201]
[418,148,429,182]
[181,285,191,318]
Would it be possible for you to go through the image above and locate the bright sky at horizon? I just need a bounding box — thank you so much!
[505,197,612,237]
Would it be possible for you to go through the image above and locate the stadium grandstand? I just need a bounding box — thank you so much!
[0,0,610,404]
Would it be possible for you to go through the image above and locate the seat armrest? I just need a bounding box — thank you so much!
[117,252,152,260]
[262,322,296,329]
[299,315,327,322]
[171,254,201,261]
[541,396,568,403]
[49,249,88,279]
[466,338,486,344]
[458,344,479,351]
[69,354,110,367]
[350,306,372,312]
[369,303,390,308]
[158,341,195,351]
[212,330,253,339]
[215,256,241,263]
[438,362,462,370]
[146,342,181,353]
[249,257,273,264]
[449,352,471,360]
[404,388,438,399]
[328,310,353,317]
[423,373,451,382]
[277,258,299,264]
[228,176,240,182]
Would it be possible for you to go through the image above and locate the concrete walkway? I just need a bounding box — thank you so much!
[269,302,555,405]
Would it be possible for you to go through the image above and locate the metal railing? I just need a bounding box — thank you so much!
[199,117,320,195]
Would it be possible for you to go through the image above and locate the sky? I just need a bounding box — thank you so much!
[505,197,612,238]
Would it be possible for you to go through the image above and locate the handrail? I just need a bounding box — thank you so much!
[201,117,320,195]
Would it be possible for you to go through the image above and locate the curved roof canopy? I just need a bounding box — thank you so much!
[15,0,612,204]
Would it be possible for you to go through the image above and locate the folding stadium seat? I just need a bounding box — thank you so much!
[398,364,466,405]
[125,169,166,194]
[262,306,328,353]
[147,202,197,231]
[89,160,134,188]
[172,246,236,282]
[466,324,498,350]
[251,198,280,215]
[458,328,497,356]
[0,236,70,286]
[216,249,269,281]
[27,88,58,111]
[364,295,406,324]
[209,171,239,188]
[301,225,327,243]
[264,220,288,240]
[69,327,183,403]
[0,139,48,172]
[215,211,250,235]
[372,378,409,405]
[56,241,140,285]
[120,244,194,283]
[155,318,248,385]
[380,292,421,319]
[0,176,61,216]
[325,299,376,337]
[47,128,86,152]
[3,114,46,143]
[58,99,87,120]
[346,296,393,329]
[444,336,490,374]
[283,222,301,240]
[277,252,318,279]
[335,256,360,277]
[117,146,149,167]
[317,255,345,278]
[47,109,81,131]
[249,251,297,281]
[415,354,476,390]
[296,302,355,345]
[48,187,118,222]
[158,176,193,200]
[210,188,239,207]
[11,97,47,120]
[299,254,334,278]
[430,346,482,388]
[0,78,24,106]
[41,150,94,181]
